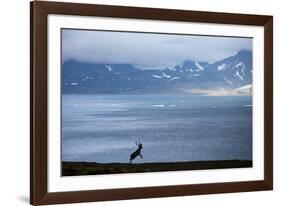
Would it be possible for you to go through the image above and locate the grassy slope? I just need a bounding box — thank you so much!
[62,160,252,176]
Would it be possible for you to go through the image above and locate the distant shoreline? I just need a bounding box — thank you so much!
[62,160,252,176]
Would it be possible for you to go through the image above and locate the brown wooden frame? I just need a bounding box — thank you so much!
[30,1,273,205]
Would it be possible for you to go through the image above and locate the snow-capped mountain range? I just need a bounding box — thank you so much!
[62,50,252,95]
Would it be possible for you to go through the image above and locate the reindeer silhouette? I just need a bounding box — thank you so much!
[129,142,143,164]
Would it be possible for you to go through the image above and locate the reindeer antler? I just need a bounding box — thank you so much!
[136,141,142,146]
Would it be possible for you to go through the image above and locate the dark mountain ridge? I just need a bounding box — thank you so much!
[62,50,252,94]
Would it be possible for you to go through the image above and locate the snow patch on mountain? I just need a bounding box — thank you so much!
[217,64,226,71]
[235,70,243,80]
[224,78,233,84]
[162,72,171,78]
[166,65,177,71]
[195,62,204,71]
[170,76,180,80]
[152,75,163,79]
[241,67,245,76]
[235,62,244,68]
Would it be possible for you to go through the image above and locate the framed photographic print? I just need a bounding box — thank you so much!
[30,1,273,205]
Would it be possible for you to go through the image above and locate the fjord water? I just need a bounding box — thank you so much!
[62,95,252,163]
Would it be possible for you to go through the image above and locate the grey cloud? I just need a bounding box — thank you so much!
[62,29,252,65]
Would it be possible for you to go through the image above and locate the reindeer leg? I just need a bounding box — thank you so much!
[139,154,143,159]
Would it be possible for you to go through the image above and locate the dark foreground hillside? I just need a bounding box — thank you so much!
[62,160,252,176]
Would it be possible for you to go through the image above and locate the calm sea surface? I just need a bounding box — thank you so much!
[62,95,252,163]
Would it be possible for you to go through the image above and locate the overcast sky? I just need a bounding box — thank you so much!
[62,29,252,65]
